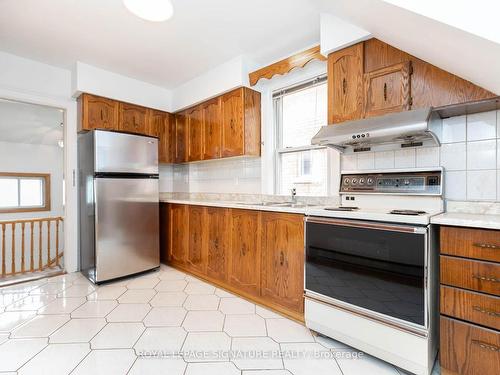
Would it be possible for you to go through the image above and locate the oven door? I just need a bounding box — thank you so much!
[305,217,428,330]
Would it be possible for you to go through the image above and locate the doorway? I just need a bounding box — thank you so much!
[0,98,65,285]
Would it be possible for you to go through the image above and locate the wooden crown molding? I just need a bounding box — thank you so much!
[249,45,326,86]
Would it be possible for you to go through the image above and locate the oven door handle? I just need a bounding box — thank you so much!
[305,216,427,234]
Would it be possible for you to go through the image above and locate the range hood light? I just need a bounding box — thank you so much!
[123,0,174,22]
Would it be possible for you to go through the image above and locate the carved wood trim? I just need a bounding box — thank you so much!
[249,45,326,86]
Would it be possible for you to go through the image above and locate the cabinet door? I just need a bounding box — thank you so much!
[158,113,174,164]
[119,102,148,134]
[364,61,412,118]
[147,109,163,138]
[328,43,364,124]
[175,112,187,163]
[187,106,203,161]
[261,212,304,313]
[187,206,206,274]
[229,209,261,296]
[168,204,188,265]
[221,88,244,157]
[202,98,221,160]
[80,94,119,131]
[206,207,229,282]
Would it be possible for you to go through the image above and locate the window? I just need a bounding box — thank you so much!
[274,75,328,196]
[0,173,50,213]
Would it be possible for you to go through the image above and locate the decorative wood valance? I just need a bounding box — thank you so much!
[249,45,326,86]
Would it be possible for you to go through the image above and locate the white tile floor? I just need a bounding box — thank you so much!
[0,265,441,374]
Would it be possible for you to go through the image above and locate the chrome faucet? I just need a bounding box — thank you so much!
[290,188,297,204]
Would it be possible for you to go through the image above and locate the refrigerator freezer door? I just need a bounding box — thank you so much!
[94,177,159,282]
[94,130,158,174]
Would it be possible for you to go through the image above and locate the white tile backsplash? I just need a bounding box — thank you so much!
[394,149,416,168]
[466,110,497,141]
[416,147,440,167]
[339,109,500,202]
[441,115,466,143]
[440,143,466,171]
[444,171,467,201]
[357,152,375,170]
[467,170,497,201]
[374,151,395,169]
[467,140,497,170]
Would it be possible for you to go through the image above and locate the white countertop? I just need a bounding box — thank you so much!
[431,212,500,230]
[160,198,308,214]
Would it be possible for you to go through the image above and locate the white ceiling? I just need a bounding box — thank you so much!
[0,0,321,89]
[0,100,64,146]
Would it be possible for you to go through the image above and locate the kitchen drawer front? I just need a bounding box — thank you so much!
[441,226,500,262]
[440,316,500,375]
[441,285,500,330]
[441,256,500,296]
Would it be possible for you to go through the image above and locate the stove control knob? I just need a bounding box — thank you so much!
[359,178,365,185]
[343,178,350,185]
[351,178,358,185]
[404,179,410,186]
[367,177,374,185]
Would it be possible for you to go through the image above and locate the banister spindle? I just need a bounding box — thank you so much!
[11,223,15,274]
[56,219,60,266]
[38,220,42,270]
[30,221,34,272]
[47,220,51,266]
[1,223,5,277]
[21,222,25,273]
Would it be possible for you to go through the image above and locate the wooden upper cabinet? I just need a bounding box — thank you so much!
[168,204,188,265]
[221,87,261,158]
[119,102,148,134]
[187,205,206,274]
[78,93,119,131]
[261,212,304,313]
[229,209,261,297]
[175,112,188,163]
[202,98,222,160]
[328,43,364,124]
[187,106,203,162]
[158,112,174,164]
[206,207,229,283]
[147,109,164,138]
[364,61,412,118]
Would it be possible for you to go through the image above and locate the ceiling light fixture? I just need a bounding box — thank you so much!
[123,0,174,22]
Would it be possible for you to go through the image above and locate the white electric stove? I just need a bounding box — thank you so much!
[304,168,443,375]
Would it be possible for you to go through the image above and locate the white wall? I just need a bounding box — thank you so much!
[0,51,78,273]
[171,55,257,112]
[0,141,64,274]
[340,110,500,202]
[320,13,371,56]
[72,62,173,111]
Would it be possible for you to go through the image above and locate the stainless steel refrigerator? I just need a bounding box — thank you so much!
[78,130,160,283]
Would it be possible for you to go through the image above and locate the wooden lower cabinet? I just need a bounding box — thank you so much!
[168,204,188,266]
[161,203,305,320]
[187,205,206,273]
[229,209,261,296]
[261,212,305,314]
[441,317,499,375]
[206,207,230,283]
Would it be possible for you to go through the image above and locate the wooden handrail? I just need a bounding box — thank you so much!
[0,216,64,277]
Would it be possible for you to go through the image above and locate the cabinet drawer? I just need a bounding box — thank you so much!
[441,256,500,296]
[441,226,500,262]
[440,316,499,375]
[441,285,500,330]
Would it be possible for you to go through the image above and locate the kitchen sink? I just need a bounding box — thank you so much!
[235,202,314,208]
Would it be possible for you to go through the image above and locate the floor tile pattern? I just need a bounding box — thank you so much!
[0,265,440,374]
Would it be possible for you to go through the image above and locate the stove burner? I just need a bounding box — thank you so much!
[389,209,427,216]
[324,206,359,212]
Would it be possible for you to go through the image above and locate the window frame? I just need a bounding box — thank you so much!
[273,74,329,196]
[0,172,51,213]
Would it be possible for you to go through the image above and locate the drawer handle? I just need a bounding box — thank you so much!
[472,340,500,352]
[472,305,500,317]
[473,242,500,250]
[472,274,500,283]
[383,83,387,101]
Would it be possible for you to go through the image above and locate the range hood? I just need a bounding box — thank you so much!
[311,108,441,153]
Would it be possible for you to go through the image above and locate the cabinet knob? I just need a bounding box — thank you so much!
[100,109,103,121]
[279,251,285,266]
[342,78,347,95]
[383,83,387,101]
